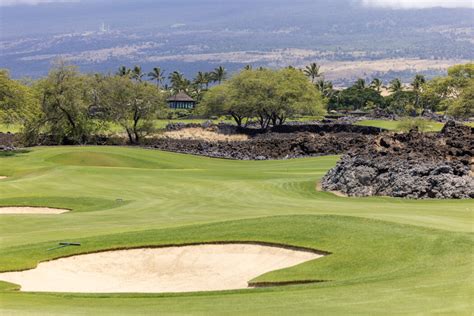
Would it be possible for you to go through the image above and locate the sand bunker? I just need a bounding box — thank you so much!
[0,207,69,215]
[0,176,7,179]
[163,128,248,142]
[0,244,322,293]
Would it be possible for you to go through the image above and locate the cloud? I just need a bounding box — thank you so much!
[0,0,79,6]
[360,0,473,9]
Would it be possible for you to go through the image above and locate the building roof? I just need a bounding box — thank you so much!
[167,91,195,102]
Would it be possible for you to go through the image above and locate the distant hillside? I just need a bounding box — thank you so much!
[1,0,473,84]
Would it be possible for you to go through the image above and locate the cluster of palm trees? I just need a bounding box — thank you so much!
[116,65,227,98]
[342,74,425,96]
[116,62,427,109]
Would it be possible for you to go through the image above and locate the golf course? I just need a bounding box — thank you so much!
[0,146,472,314]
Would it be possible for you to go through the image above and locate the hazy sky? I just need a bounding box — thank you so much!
[0,0,472,8]
[360,0,473,9]
[0,0,78,5]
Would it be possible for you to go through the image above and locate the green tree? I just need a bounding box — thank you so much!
[447,63,474,79]
[303,63,322,83]
[328,86,384,111]
[354,78,366,90]
[370,78,383,93]
[33,62,95,144]
[389,78,403,93]
[419,63,473,117]
[169,71,190,93]
[211,66,227,84]
[315,79,334,99]
[131,66,144,82]
[148,67,165,88]
[200,68,324,128]
[117,66,131,77]
[96,75,166,144]
[0,69,39,127]
[411,74,426,112]
[194,71,209,90]
[447,80,474,118]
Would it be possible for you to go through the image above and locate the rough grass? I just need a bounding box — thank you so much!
[0,146,472,315]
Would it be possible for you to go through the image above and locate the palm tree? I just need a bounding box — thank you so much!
[303,63,322,83]
[211,66,226,84]
[411,74,426,92]
[389,78,403,93]
[117,66,131,77]
[131,65,144,81]
[370,78,383,93]
[412,74,426,111]
[194,71,209,90]
[148,67,165,88]
[203,72,213,89]
[169,71,190,93]
[354,78,366,90]
[315,79,334,98]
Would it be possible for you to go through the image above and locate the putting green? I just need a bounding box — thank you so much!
[0,146,472,315]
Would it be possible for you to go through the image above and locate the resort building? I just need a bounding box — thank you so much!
[167,91,196,109]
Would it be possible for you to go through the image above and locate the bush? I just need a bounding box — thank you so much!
[396,118,429,132]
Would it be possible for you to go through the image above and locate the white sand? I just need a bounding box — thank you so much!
[0,176,7,179]
[0,207,69,215]
[0,244,322,293]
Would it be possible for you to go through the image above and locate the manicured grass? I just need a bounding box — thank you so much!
[356,119,474,132]
[0,146,472,314]
[355,119,446,132]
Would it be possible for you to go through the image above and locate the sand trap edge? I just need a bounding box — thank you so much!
[0,206,71,215]
[0,243,329,293]
[0,241,331,274]
[249,279,328,288]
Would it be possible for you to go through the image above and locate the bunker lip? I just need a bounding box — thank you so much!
[0,206,70,215]
[0,242,328,294]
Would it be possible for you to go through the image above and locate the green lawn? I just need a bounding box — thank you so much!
[0,147,472,315]
[356,119,474,132]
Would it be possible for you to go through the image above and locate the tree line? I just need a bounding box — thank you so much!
[0,61,472,145]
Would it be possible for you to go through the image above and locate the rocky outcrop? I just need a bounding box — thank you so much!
[322,122,473,199]
[147,132,373,160]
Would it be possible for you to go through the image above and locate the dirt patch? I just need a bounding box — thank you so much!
[0,207,70,215]
[163,128,249,142]
[0,244,322,293]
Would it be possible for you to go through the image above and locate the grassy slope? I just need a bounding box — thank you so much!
[0,147,472,314]
[356,119,474,132]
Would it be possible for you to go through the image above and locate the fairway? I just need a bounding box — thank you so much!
[0,147,473,314]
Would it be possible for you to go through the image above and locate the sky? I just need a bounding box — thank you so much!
[0,0,472,8]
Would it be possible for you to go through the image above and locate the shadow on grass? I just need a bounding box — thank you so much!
[0,149,30,158]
